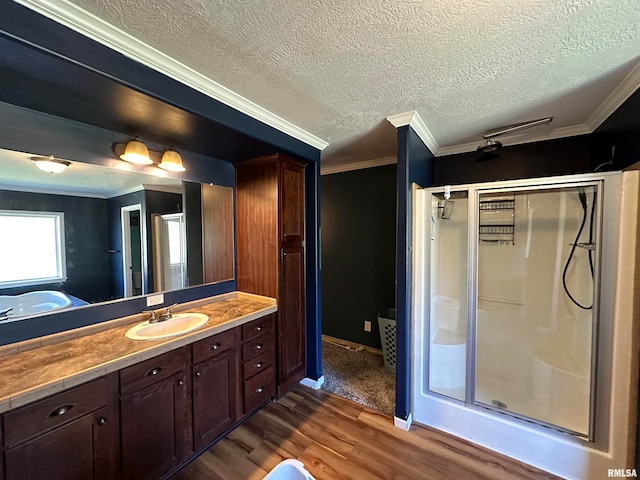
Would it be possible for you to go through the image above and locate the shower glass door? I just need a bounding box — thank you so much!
[428,190,468,401]
[474,182,600,437]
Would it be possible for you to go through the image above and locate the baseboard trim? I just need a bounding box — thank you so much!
[300,376,325,390]
[322,334,383,356]
[394,413,413,431]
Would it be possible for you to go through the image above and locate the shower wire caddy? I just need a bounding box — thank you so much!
[478,196,515,245]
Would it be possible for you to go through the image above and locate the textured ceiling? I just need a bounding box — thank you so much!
[18,0,640,169]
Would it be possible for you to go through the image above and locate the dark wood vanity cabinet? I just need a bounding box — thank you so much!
[241,315,276,413]
[236,154,306,397]
[2,375,119,480]
[119,347,190,480]
[0,314,277,480]
[191,328,239,451]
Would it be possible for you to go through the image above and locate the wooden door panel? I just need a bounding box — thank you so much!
[5,407,114,480]
[280,160,305,243]
[120,373,188,480]
[192,351,237,451]
[278,245,305,393]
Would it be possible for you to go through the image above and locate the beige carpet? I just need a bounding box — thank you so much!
[321,340,395,416]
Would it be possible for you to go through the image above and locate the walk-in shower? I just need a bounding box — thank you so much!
[412,172,638,479]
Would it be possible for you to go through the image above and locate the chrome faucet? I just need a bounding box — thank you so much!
[158,303,178,322]
[144,303,178,323]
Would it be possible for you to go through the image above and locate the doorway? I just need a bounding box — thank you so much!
[121,204,145,298]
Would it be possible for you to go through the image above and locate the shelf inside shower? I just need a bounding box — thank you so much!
[478,196,515,245]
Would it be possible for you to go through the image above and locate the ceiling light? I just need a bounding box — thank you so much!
[31,156,70,174]
[158,147,185,172]
[120,137,152,165]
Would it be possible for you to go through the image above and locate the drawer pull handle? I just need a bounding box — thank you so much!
[195,371,202,377]
[256,387,264,394]
[256,343,263,350]
[97,417,107,426]
[255,326,263,332]
[211,343,221,350]
[49,404,74,417]
[145,367,163,377]
[256,361,264,369]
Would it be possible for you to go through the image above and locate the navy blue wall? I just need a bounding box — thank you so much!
[321,164,397,349]
[0,189,109,303]
[395,126,435,419]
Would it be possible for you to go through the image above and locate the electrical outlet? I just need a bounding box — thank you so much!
[146,293,164,307]
[364,320,372,332]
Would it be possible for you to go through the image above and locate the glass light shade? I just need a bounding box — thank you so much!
[120,138,152,165]
[32,157,70,174]
[158,148,185,172]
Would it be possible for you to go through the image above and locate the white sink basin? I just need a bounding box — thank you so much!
[125,313,209,340]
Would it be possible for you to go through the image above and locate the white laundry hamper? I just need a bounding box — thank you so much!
[263,459,316,480]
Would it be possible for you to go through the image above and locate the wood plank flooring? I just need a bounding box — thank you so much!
[171,386,560,480]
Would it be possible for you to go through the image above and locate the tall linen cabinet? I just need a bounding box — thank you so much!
[235,153,306,396]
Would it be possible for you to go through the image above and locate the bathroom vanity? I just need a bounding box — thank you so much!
[0,291,277,480]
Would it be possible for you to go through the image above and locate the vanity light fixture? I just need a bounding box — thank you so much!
[31,156,70,174]
[119,137,153,165]
[112,138,186,172]
[158,147,185,172]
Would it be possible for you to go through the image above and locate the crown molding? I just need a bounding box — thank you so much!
[14,0,329,151]
[387,110,439,155]
[585,61,640,132]
[321,155,396,175]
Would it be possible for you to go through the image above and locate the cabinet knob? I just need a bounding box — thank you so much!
[97,417,107,426]
[145,367,162,377]
[256,387,264,394]
[178,380,184,386]
[256,343,263,350]
[256,361,264,369]
[255,326,263,332]
[211,343,221,350]
[195,371,202,377]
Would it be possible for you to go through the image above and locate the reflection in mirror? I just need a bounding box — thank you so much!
[0,148,234,323]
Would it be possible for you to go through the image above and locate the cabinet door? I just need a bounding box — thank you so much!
[5,407,116,480]
[120,373,189,480]
[192,349,237,451]
[278,245,306,395]
[279,160,305,243]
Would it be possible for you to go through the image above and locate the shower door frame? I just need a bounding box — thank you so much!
[418,171,620,450]
[469,179,603,441]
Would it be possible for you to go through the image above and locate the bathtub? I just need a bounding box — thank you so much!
[0,290,72,320]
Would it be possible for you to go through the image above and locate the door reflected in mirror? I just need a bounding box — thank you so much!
[0,148,235,322]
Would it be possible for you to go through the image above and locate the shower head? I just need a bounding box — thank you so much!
[477,117,553,153]
[477,139,503,154]
[440,200,455,220]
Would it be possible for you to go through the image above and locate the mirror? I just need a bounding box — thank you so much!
[0,148,234,322]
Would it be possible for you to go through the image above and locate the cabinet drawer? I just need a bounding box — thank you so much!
[120,347,185,396]
[243,366,275,414]
[242,348,275,380]
[192,328,237,364]
[4,376,107,448]
[242,331,274,361]
[242,314,275,342]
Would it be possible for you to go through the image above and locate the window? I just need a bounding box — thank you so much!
[0,210,66,288]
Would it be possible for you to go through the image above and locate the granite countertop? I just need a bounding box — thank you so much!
[0,291,276,414]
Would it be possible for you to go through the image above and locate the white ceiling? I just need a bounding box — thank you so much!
[0,149,182,198]
[15,0,640,172]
